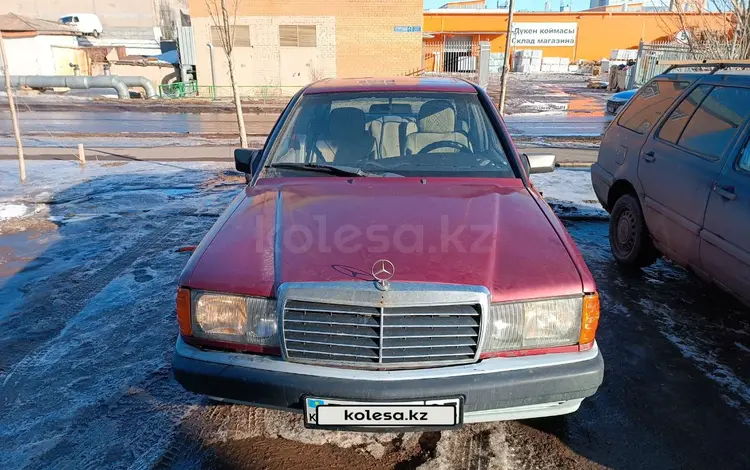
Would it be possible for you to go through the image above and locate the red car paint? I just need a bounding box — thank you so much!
[179,78,596,306]
[179,177,595,303]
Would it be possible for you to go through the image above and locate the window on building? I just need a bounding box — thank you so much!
[210,25,251,48]
[658,85,711,144]
[279,25,317,47]
[618,80,691,134]
[676,86,750,160]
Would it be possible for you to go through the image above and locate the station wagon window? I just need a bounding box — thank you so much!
[658,85,711,144]
[618,80,690,134]
[675,86,750,160]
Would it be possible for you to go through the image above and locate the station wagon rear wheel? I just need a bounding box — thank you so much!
[609,194,659,268]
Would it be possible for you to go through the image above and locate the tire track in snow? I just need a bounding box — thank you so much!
[1,221,177,384]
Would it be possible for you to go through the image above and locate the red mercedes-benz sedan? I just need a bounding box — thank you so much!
[173,77,603,431]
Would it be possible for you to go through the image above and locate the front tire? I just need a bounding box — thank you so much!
[609,193,659,268]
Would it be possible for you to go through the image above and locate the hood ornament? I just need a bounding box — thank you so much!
[372,259,395,291]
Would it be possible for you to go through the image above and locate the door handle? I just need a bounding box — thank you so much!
[643,151,656,163]
[713,184,737,201]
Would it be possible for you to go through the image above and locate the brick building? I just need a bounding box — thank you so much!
[188,0,423,95]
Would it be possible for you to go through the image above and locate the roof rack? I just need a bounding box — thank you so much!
[657,59,750,75]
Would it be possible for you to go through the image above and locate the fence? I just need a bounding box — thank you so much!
[631,39,701,88]
[157,82,300,101]
[423,39,480,81]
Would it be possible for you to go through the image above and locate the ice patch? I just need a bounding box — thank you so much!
[0,204,28,220]
[518,101,570,112]
[639,298,750,425]
[531,169,608,219]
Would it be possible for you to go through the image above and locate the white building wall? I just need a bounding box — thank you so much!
[192,16,336,97]
[3,35,80,76]
[3,37,43,75]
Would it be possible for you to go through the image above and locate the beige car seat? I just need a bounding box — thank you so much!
[404,100,469,155]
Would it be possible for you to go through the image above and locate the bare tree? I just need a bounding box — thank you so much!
[205,0,248,148]
[657,0,749,60]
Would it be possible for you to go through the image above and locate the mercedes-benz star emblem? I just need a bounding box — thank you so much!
[372,259,395,290]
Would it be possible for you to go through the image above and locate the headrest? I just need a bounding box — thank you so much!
[329,107,366,139]
[418,100,456,133]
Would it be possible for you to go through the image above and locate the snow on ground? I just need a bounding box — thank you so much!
[638,297,750,426]
[0,160,240,468]
[0,204,28,220]
[531,168,608,219]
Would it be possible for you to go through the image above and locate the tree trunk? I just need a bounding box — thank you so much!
[227,52,248,148]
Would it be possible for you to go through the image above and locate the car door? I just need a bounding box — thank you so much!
[637,84,746,267]
[700,122,750,304]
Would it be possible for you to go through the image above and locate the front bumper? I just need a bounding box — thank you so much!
[173,337,604,423]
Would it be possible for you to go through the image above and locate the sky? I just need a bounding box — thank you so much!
[423,0,592,11]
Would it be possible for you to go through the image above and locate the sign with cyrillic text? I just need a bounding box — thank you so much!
[511,23,578,47]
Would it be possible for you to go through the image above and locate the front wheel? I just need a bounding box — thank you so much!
[608,194,659,268]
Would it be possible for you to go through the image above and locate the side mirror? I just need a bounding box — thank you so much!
[526,154,556,174]
[234,148,262,175]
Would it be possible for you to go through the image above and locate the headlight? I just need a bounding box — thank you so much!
[192,291,278,347]
[481,296,583,354]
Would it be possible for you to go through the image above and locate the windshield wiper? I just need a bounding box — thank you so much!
[268,163,390,177]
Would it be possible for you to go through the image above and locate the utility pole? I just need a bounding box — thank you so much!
[498,0,515,115]
[0,31,25,182]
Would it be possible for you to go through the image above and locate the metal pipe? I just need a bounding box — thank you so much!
[118,76,157,99]
[207,42,217,100]
[7,75,130,99]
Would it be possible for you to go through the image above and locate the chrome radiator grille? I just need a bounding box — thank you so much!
[282,300,481,368]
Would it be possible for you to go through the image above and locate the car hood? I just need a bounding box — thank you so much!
[180,177,585,302]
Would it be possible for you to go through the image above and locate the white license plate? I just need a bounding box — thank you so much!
[304,396,462,429]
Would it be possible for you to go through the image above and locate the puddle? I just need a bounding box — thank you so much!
[0,228,60,280]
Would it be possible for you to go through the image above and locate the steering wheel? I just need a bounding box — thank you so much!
[417,140,472,155]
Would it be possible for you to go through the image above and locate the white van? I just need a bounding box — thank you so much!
[59,14,104,37]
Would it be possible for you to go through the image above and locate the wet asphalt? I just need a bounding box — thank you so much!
[0,110,612,143]
[0,165,747,469]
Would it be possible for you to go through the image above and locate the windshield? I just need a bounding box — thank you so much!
[264,92,515,178]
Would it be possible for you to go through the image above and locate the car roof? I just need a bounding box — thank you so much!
[655,72,750,85]
[303,77,477,95]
